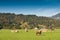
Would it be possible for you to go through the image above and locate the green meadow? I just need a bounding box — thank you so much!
[0,29,60,40]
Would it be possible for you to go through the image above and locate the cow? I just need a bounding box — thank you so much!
[36,29,42,35]
[11,30,19,33]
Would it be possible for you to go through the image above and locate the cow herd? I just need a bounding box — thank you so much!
[10,24,54,36]
[10,27,49,36]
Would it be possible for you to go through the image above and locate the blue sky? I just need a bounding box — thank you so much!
[0,0,60,17]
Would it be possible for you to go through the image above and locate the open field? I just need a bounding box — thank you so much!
[0,29,60,40]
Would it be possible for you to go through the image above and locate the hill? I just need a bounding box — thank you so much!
[0,13,60,29]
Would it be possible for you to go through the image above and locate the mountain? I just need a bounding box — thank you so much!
[52,13,60,19]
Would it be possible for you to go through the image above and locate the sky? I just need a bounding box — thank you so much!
[0,0,60,17]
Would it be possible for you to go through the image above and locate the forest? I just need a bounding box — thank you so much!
[0,13,60,29]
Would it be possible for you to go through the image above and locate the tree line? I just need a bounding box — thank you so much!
[0,13,60,29]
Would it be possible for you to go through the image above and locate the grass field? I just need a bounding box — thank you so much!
[0,29,60,40]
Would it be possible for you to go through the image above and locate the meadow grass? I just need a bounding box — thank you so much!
[0,29,60,40]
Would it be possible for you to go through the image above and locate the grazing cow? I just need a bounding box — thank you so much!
[15,30,19,33]
[36,29,42,35]
[25,27,28,32]
[11,30,19,33]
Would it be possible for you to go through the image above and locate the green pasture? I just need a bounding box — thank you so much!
[0,29,60,40]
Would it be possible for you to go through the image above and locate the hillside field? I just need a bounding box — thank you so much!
[0,29,60,40]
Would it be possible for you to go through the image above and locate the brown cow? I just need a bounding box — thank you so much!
[35,29,42,35]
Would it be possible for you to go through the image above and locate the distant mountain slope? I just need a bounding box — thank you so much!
[52,13,60,19]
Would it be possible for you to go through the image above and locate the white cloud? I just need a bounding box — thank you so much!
[35,8,60,17]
